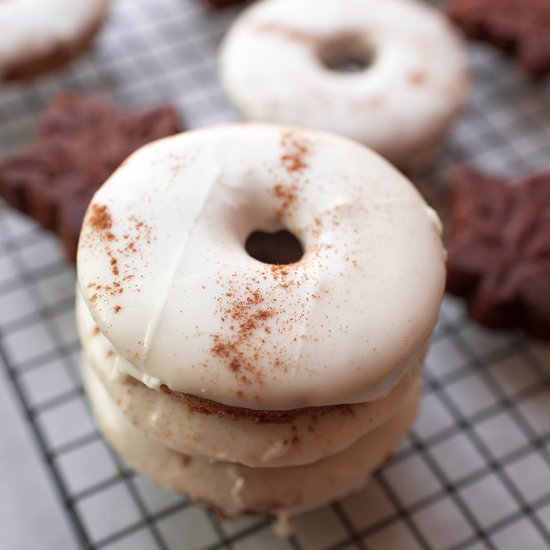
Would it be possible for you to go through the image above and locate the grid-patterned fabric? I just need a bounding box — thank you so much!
[1,0,550,549]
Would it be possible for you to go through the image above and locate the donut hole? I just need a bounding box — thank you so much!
[245,229,304,265]
[318,34,374,74]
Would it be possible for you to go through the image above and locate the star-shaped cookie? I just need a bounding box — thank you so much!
[0,92,182,262]
[447,0,550,77]
[446,166,550,340]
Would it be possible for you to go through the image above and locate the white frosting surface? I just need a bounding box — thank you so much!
[78,288,425,467]
[84,359,420,517]
[77,124,445,410]
[220,0,470,168]
[0,0,108,76]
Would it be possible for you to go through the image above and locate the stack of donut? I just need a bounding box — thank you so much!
[77,124,446,521]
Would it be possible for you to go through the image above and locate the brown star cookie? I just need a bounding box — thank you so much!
[0,92,182,262]
[447,0,550,78]
[446,166,550,340]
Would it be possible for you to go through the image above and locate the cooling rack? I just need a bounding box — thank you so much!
[1,0,550,548]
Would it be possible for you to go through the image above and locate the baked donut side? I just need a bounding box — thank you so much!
[78,288,425,468]
[84,359,421,519]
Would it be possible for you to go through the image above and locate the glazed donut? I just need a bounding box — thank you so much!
[220,0,470,169]
[0,0,109,81]
[77,290,425,468]
[77,124,445,412]
[84,359,421,518]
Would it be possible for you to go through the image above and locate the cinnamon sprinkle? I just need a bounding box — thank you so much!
[109,252,120,277]
[272,131,312,221]
[270,264,290,279]
[88,203,112,232]
[273,182,298,219]
[180,454,192,467]
[409,70,427,85]
[211,285,277,381]
[281,130,310,173]
[85,211,156,303]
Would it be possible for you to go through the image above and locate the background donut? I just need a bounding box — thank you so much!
[220,0,470,169]
[0,0,109,81]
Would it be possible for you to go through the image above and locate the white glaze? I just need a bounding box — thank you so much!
[220,0,470,169]
[78,289,425,468]
[0,0,109,77]
[84,359,420,518]
[77,124,445,410]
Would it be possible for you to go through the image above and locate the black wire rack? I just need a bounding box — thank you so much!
[1,0,550,549]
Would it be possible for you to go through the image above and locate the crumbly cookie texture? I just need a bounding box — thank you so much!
[446,166,550,340]
[447,0,550,77]
[0,92,182,262]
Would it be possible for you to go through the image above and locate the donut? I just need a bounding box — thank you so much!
[0,0,109,81]
[84,358,421,518]
[78,124,445,409]
[77,290,425,468]
[77,124,445,518]
[219,0,470,169]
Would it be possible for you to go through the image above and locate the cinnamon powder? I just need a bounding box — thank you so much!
[281,130,310,173]
[273,131,312,220]
[88,203,112,232]
[211,285,276,381]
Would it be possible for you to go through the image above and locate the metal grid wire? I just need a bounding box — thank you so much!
[1,0,550,548]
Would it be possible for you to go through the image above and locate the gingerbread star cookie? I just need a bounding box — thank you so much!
[0,92,182,262]
[446,166,550,340]
[447,0,550,78]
